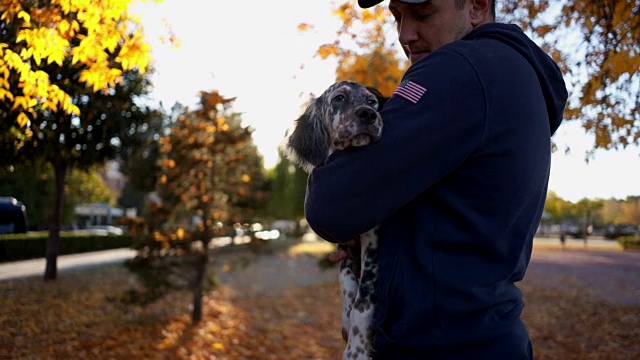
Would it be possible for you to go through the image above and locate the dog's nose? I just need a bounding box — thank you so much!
[356,108,377,125]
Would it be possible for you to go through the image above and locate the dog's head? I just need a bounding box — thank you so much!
[284,81,387,172]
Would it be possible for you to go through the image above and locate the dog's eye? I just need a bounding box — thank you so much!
[367,99,378,106]
[333,94,346,103]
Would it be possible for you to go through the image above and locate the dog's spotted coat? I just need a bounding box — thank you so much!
[284,81,386,360]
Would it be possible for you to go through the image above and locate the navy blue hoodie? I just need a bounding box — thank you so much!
[304,23,568,358]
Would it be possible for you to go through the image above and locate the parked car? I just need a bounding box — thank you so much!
[86,225,124,236]
[0,197,28,234]
[604,225,638,239]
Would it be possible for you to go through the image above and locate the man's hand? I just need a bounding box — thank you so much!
[326,248,348,262]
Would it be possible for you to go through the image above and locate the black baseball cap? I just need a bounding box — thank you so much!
[358,0,429,8]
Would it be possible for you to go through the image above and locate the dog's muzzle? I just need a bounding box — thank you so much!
[356,107,378,125]
[352,106,383,141]
[334,106,383,149]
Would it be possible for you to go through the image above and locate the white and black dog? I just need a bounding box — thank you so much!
[284,80,387,360]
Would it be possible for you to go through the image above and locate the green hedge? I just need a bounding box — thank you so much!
[617,236,640,251]
[0,232,133,262]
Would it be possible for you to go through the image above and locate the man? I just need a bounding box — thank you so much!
[304,0,568,358]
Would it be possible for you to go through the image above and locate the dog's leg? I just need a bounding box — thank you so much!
[339,242,360,342]
[343,227,379,360]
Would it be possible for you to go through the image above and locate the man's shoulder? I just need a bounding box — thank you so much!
[433,29,538,82]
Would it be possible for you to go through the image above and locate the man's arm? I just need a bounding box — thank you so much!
[305,49,487,242]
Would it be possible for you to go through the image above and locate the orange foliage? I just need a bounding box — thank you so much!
[500,0,640,151]
[336,49,407,97]
[300,1,408,97]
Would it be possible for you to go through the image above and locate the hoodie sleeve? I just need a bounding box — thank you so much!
[304,49,487,242]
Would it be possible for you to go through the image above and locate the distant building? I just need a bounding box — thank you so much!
[74,203,124,228]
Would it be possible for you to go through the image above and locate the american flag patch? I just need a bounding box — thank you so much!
[393,80,427,104]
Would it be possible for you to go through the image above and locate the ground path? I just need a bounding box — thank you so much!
[210,236,640,306]
[1,236,638,305]
[524,247,640,304]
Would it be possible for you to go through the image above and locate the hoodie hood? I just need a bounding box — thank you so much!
[464,23,568,135]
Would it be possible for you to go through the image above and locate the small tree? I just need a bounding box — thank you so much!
[122,90,267,323]
[573,198,604,237]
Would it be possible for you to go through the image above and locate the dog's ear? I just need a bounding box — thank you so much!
[366,87,389,110]
[284,97,329,173]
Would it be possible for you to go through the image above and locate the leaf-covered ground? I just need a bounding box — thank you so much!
[1,240,638,359]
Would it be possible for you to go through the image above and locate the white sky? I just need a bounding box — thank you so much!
[132,0,640,203]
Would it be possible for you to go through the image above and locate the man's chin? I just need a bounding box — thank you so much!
[410,52,429,64]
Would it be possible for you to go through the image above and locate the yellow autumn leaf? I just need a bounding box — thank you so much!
[47,51,65,66]
[16,112,29,127]
[59,20,70,34]
[12,96,28,110]
[0,88,14,101]
[17,10,30,24]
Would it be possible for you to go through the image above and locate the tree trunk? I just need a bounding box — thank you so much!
[44,164,67,281]
[192,212,211,323]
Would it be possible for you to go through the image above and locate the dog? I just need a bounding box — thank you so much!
[284,80,387,360]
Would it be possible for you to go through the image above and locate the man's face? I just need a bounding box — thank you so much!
[389,0,473,64]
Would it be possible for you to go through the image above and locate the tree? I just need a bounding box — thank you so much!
[266,150,308,221]
[0,162,53,230]
[594,196,640,238]
[619,196,640,226]
[500,0,640,151]
[573,198,603,237]
[117,107,168,212]
[0,0,152,143]
[543,191,576,223]
[160,91,267,322]
[158,92,267,226]
[0,0,155,280]
[599,198,622,225]
[308,1,640,151]
[64,166,118,221]
[301,2,408,96]
[124,90,268,323]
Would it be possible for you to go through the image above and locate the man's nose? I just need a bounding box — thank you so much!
[397,18,419,48]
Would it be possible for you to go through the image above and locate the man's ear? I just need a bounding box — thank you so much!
[469,0,492,26]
